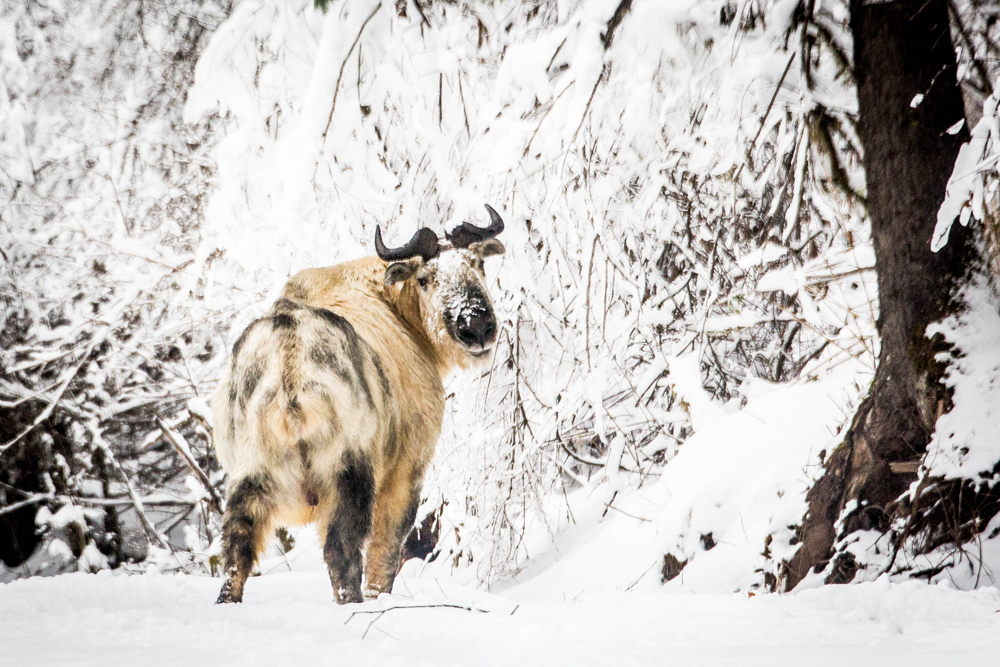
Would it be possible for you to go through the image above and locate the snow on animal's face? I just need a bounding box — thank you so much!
[385,240,504,363]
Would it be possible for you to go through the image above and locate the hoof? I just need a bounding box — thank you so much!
[333,587,364,605]
[216,580,243,604]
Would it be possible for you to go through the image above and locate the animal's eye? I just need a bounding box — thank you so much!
[417,276,429,288]
[477,260,484,271]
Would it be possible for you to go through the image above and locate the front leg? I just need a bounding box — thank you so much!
[364,464,422,599]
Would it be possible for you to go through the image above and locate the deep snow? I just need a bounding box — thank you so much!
[3,357,999,666]
[2,564,999,666]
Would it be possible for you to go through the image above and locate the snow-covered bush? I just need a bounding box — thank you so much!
[3,0,880,586]
[1,0,231,576]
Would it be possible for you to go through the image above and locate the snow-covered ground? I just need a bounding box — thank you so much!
[3,564,999,666]
[4,358,1000,665]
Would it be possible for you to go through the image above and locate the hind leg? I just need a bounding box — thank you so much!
[364,463,422,599]
[216,475,274,604]
[322,450,375,604]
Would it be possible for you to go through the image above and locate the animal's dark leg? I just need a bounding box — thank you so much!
[364,465,422,599]
[323,450,374,604]
[217,475,273,604]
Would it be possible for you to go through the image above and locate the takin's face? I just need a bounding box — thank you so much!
[384,239,505,362]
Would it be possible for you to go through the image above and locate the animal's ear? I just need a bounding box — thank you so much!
[469,238,505,258]
[384,259,419,285]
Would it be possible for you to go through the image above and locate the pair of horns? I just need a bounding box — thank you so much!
[375,204,504,262]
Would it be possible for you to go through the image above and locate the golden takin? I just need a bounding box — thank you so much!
[213,205,505,604]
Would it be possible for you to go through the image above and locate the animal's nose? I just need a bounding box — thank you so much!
[456,310,497,348]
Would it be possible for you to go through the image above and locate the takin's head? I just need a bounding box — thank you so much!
[375,205,506,365]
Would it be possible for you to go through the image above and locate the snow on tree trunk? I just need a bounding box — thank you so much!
[783,0,984,590]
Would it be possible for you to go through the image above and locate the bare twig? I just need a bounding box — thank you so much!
[546,37,567,73]
[601,0,633,50]
[99,160,132,237]
[345,603,489,639]
[558,438,605,467]
[1,338,98,453]
[155,416,223,514]
[346,602,488,618]
[438,72,443,128]
[457,72,471,138]
[411,0,430,28]
[0,379,63,409]
[523,85,569,158]
[320,4,382,146]
[88,422,167,549]
[0,495,50,517]
[948,0,993,97]
[0,492,201,518]
[568,63,609,150]
[584,234,599,369]
[603,500,650,522]
[748,52,795,154]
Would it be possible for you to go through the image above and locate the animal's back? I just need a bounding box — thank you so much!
[213,297,394,524]
[279,257,448,472]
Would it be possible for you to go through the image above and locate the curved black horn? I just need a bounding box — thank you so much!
[374,226,440,261]
[445,204,505,248]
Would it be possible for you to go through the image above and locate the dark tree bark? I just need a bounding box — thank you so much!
[0,401,78,569]
[782,0,978,590]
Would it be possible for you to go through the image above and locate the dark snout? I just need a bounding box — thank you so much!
[455,308,497,354]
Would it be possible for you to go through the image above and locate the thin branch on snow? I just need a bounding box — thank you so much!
[345,603,489,639]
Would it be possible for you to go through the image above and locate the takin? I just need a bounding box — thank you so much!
[212,205,505,604]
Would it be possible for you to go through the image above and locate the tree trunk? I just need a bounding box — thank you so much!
[782,0,977,590]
